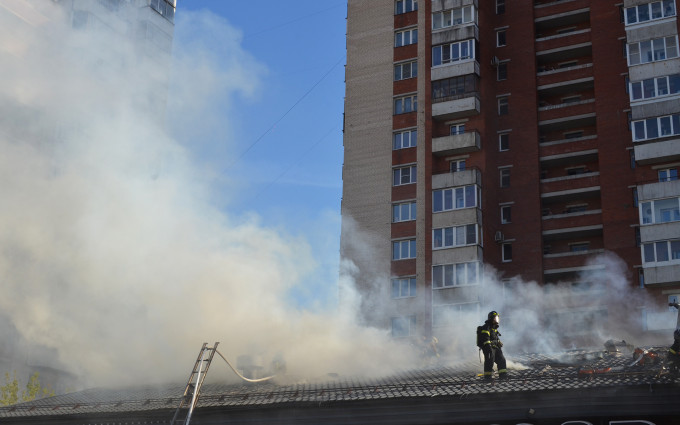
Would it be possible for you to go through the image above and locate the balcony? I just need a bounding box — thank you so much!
[432,131,481,156]
[634,137,680,165]
[432,93,480,120]
[543,249,605,271]
[541,180,599,204]
[534,0,590,19]
[432,168,481,191]
[538,98,595,122]
[540,148,598,168]
[536,42,592,71]
[541,171,599,193]
[537,63,593,85]
[541,209,602,232]
[432,245,483,267]
[643,264,680,286]
[540,134,596,150]
[432,24,478,46]
[432,60,480,81]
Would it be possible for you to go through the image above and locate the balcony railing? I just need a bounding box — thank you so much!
[536,28,590,43]
[537,62,592,76]
[538,98,594,112]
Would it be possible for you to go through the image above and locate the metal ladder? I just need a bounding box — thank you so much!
[170,342,219,425]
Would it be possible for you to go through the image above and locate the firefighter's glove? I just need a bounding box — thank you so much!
[498,340,503,348]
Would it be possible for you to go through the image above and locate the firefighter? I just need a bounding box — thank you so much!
[480,311,507,380]
[669,328,680,375]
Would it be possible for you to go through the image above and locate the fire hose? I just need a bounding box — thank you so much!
[215,349,277,383]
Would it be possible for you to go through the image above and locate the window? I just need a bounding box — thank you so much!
[501,205,512,224]
[496,30,507,47]
[433,185,477,213]
[502,243,513,262]
[625,1,676,25]
[392,239,416,260]
[432,262,480,288]
[499,133,510,151]
[627,36,679,66]
[566,204,588,213]
[659,168,679,182]
[500,167,511,188]
[433,224,478,249]
[570,242,590,252]
[450,123,465,135]
[392,277,416,298]
[630,74,680,101]
[393,165,417,186]
[395,0,418,15]
[496,0,505,14]
[632,113,680,141]
[395,28,418,47]
[394,94,417,114]
[394,61,418,81]
[393,201,417,222]
[498,96,509,115]
[391,315,416,337]
[450,159,466,172]
[640,197,680,224]
[432,39,476,66]
[642,239,680,264]
[497,62,508,81]
[150,0,175,23]
[393,129,417,149]
[432,5,475,30]
[433,303,479,328]
[432,75,478,101]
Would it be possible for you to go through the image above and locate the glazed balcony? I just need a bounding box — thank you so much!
[432,24,478,46]
[643,263,680,286]
[432,131,481,156]
[634,137,680,165]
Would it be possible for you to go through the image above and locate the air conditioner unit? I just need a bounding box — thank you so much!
[494,231,504,242]
[491,56,500,67]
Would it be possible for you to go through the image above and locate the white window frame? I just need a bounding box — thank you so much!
[393,201,417,222]
[624,1,676,26]
[450,123,465,135]
[450,159,466,172]
[432,262,480,289]
[632,113,680,141]
[499,132,510,151]
[433,302,479,328]
[642,239,680,264]
[639,197,680,224]
[630,74,680,102]
[500,167,511,187]
[432,185,478,213]
[395,28,418,47]
[659,167,679,182]
[432,39,475,66]
[502,242,513,262]
[392,239,417,260]
[393,128,417,150]
[432,5,475,30]
[391,315,416,337]
[393,164,417,186]
[498,96,509,115]
[497,61,508,81]
[391,277,417,298]
[496,29,507,47]
[501,205,512,224]
[394,94,418,114]
[627,36,679,66]
[395,0,418,15]
[496,0,505,14]
[432,224,478,249]
[394,60,418,81]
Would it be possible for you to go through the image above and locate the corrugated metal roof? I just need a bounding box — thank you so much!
[0,347,676,419]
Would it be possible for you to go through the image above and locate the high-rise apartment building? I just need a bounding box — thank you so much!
[341,0,680,340]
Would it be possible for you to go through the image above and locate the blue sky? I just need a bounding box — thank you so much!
[172,1,348,307]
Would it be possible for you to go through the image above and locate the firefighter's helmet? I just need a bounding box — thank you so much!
[488,311,499,321]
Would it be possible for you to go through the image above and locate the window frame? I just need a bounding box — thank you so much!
[624,1,676,26]
[500,167,511,188]
[502,242,513,262]
[432,5,475,30]
[642,239,680,264]
[391,277,417,298]
[394,60,418,81]
[497,62,508,81]
[432,184,478,213]
[432,224,478,249]
[393,164,417,186]
[632,113,680,141]
[432,39,476,66]
[630,73,680,102]
[498,96,509,115]
[496,0,505,15]
[391,315,417,337]
[499,132,510,151]
[627,35,679,66]
[639,197,680,225]
[395,0,418,15]
[393,128,418,150]
[659,167,679,182]
[394,94,418,115]
[392,238,417,260]
[501,205,512,224]
[432,262,481,289]
[450,159,466,172]
[395,28,418,47]
[450,123,465,135]
[393,201,417,222]
[496,29,507,47]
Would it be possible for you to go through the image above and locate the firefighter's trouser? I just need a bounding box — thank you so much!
[483,346,507,378]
